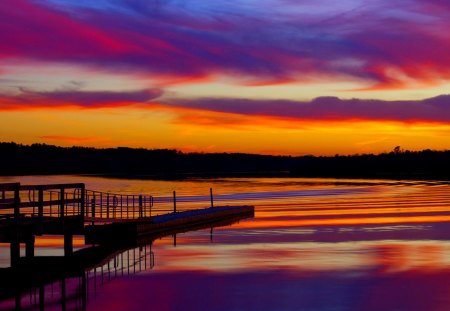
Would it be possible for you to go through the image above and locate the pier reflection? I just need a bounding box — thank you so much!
[0,215,244,311]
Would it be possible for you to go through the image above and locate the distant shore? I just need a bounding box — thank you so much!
[1,142,450,181]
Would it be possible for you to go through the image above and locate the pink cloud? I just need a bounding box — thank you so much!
[0,88,162,109]
[163,94,450,124]
[1,0,450,88]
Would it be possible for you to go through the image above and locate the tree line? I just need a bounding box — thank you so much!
[1,142,450,180]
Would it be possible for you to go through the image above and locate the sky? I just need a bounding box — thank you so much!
[1,0,450,155]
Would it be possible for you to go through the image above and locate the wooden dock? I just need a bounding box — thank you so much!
[0,210,251,303]
[0,182,254,267]
[85,205,254,245]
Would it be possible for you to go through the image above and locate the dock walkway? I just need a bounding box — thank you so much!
[85,205,254,245]
[0,182,254,266]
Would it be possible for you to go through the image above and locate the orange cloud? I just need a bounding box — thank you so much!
[39,135,99,143]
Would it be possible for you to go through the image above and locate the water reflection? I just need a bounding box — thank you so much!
[2,177,450,310]
[84,238,450,311]
[0,244,155,311]
[3,231,450,310]
[0,217,244,310]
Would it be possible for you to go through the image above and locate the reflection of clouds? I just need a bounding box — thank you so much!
[362,225,428,233]
[152,240,450,274]
[89,267,450,311]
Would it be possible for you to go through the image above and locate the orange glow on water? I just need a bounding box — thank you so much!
[35,235,85,247]
[238,215,450,229]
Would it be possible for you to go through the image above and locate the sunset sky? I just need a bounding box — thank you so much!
[1,0,450,155]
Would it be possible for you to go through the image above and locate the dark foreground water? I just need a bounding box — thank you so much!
[2,176,450,310]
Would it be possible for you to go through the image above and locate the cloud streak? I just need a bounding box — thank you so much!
[0,88,162,109]
[164,94,450,124]
[3,85,450,125]
[39,135,98,143]
[1,0,450,88]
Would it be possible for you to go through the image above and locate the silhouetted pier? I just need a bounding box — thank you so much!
[0,182,254,267]
[0,211,251,309]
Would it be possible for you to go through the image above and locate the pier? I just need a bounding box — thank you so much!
[0,211,251,307]
[0,182,254,267]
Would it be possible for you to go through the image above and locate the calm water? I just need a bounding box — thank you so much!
[2,176,450,310]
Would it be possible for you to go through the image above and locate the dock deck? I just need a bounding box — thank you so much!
[0,182,254,266]
[85,205,254,245]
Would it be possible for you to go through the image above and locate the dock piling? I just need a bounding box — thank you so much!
[210,188,214,208]
[173,191,177,213]
[10,241,20,267]
[39,285,45,310]
[64,232,73,256]
[25,236,35,258]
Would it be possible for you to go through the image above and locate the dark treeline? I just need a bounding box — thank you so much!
[1,142,450,180]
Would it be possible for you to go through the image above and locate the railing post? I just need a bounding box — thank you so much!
[37,187,44,233]
[80,184,85,219]
[59,186,65,218]
[106,194,110,219]
[150,196,153,218]
[13,185,20,221]
[113,196,117,218]
[120,195,123,219]
[11,184,21,267]
[38,188,44,219]
[91,198,96,218]
[100,193,103,218]
[139,195,143,218]
[173,191,177,213]
[210,188,214,208]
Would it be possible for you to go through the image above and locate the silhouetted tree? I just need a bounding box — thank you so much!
[1,142,450,180]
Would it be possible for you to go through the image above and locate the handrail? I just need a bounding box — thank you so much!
[19,183,85,191]
[0,183,179,222]
[0,182,20,191]
[0,182,86,220]
[85,189,153,220]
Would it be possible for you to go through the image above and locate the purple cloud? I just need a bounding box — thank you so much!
[1,0,450,88]
[0,88,162,109]
[165,94,450,123]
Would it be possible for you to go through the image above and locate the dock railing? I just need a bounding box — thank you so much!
[1,182,220,223]
[0,182,85,222]
[0,183,158,222]
[85,190,153,220]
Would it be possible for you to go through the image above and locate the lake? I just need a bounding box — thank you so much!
[1,175,450,310]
